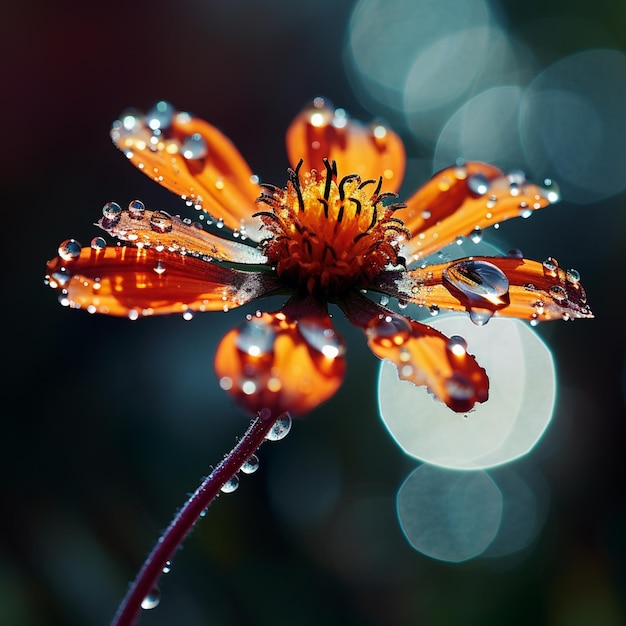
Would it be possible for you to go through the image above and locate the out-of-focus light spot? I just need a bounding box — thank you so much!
[481,467,549,558]
[346,0,491,113]
[434,86,527,173]
[378,315,556,470]
[519,49,626,204]
[397,465,502,562]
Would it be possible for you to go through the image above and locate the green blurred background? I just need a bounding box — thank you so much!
[3,0,625,624]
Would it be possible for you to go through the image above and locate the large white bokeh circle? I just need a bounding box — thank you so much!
[378,315,556,469]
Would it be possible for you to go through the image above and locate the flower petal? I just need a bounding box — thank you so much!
[45,243,281,318]
[341,292,489,413]
[396,163,561,262]
[214,305,346,417]
[285,97,405,190]
[98,200,267,265]
[372,256,593,324]
[111,101,262,233]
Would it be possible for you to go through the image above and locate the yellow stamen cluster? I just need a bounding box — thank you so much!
[255,160,409,297]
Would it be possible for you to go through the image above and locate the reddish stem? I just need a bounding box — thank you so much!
[111,412,284,626]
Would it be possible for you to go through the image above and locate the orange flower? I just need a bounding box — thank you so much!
[45,98,592,417]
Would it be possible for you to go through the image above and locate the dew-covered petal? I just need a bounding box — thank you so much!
[378,315,557,470]
[341,292,488,413]
[285,97,406,192]
[373,255,592,323]
[97,200,267,265]
[396,162,560,262]
[45,245,281,318]
[111,102,262,235]
[214,304,346,417]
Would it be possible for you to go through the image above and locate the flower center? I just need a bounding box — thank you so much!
[254,159,409,297]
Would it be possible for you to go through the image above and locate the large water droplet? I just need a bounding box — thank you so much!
[58,239,82,261]
[149,211,173,233]
[467,173,490,196]
[128,199,146,219]
[90,236,106,250]
[443,259,509,308]
[265,415,292,441]
[141,587,161,610]
[366,313,412,348]
[298,320,345,359]
[181,133,208,160]
[221,475,239,493]
[236,319,276,356]
[241,454,260,474]
[102,201,122,225]
[146,101,174,131]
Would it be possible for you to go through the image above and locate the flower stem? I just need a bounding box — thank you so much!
[110,411,285,626]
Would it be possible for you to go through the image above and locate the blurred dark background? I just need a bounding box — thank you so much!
[2,0,625,624]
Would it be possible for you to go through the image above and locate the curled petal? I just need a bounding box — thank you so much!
[214,305,346,417]
[45,243,281,318]
[286,97,405,192]
[396,163,560,262]
[341,292,489,413]
[372,256,593,324]
[98,201,267,265]
[111,101,261,233]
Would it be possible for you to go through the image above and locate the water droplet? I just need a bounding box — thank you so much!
[265,415,292,441]
[467,173,490,195]
[469,308,494,326]
[102,201,122,225]
[541,178,561,203]
[366,313,412,348]
[447,335,467,356]
[443,259,509,308]
[162,561,172,574]
[519,202,532,218]
[379,294,390,306]
[153,260,166,275]
[181,133,208,160]
[90,236,107,251]
[429,305,440,316]
[241,454,260,474]
[149,211,173,233]
[566,269,580,283]
[549,285,567,301]
[446,374,476,401]
[58,238,82,261]
[146,101,174,131]
[469,227,483,243]
[236,319,276,356]
[298,320,345,359]
[508,248,523,258]
[221,475,239,493]
[542,257,559,276]
[128,199,146,219]
[141,587,161,610]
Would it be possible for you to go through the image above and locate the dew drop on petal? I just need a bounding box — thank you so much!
[128,199,146,219]
[236,319,276,356]
[366,313,412,348]
[467,173,490,196]
[102,201,122,224]
[141,587,161,610]
[298,320,346,359]
[469,227,483,243]
[90,236,107,250]
[265,415,292,441]
[149,211,173,233]
[146,100,174,130]
[443,259,509,314]
[181,133,208,160]
[58,239,82,261]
